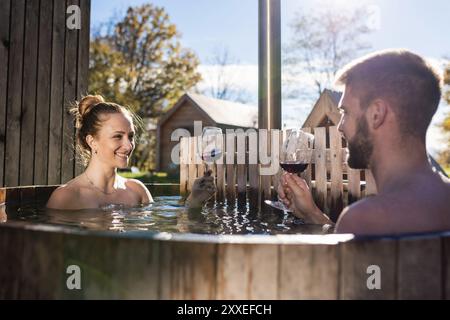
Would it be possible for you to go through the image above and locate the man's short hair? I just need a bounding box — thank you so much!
[335,49,442,139]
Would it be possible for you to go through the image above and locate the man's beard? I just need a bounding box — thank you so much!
[346,116,373,169]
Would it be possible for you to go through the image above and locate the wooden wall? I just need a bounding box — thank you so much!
[0,221,448,299]
[0,0,91,187]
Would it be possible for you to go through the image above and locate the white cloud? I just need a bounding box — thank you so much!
[197,64,258,102]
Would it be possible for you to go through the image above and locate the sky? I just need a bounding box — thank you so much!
[91,0,450,155]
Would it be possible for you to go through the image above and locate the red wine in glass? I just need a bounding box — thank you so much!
[279,161,308,174]
[265,128,314,213]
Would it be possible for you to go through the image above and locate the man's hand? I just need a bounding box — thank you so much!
[185,170,216,208]
[278,173,332,225]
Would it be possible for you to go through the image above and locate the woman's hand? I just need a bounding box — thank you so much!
[278,173,332,225]
[185,170,216,208]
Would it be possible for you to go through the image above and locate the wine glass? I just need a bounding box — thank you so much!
[265,128,314,212]
[199,126,223,173]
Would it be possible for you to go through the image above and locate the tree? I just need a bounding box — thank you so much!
[199,46,252,103]
[89,4,202,170]
[284,5,374,100]
[438,62,450,167]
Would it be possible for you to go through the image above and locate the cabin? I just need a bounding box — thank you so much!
[156,93,258,171]
[302,89,343,149]
[302,89,342,129]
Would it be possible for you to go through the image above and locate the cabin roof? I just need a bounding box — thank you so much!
[160,93,258,129]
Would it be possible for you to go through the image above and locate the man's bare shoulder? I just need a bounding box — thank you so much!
[335,174,450,235]
[335,196,385,235]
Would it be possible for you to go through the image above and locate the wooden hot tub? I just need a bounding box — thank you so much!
[0,185,449,299]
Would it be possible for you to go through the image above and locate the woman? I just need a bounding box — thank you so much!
[47,95,214,210]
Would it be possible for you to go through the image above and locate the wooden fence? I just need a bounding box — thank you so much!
[0,0,91,187]
[179,127,377,221]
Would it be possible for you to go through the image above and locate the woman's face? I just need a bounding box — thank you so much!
[91,113,135,169]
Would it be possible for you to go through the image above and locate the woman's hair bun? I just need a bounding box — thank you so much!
[78,95,105,117]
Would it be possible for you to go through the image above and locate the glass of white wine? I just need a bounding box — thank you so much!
[199,126,223,173]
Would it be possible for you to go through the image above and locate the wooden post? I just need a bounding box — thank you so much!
[236,131,247,205]
[216,244,278,299]
[188,137,197,192]
[20,0,39,186]
[179,137,188,196]
[279,243,339,299]
[259,129,272,202]
[397,237,442,299]
[248,130,259,208]
[61,0,81,183]
[329,126,344,221]
[198,161,206,180]
[269,129,281,201]
[75,0,91,177]
[271,130,284,205]
[340,239,396,299]
[301,128,312,186]
[167,242,216,299]
[313,127,327,213]
[4,0,25,186]
[225,132,236,204]
[34,0,53,185]
[48,0,66,185]
[0,0,11,186]
[215,134,226,202]
[347,168,361,206]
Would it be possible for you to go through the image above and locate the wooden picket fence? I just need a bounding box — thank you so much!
[179,127,377,221]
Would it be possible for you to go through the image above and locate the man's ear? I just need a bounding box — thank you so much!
[367,99,388,130]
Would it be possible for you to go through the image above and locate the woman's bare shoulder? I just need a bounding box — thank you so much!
[46,178,82,210]
[124,178,153,204]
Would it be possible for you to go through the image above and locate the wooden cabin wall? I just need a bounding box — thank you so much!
[0,0,91,187]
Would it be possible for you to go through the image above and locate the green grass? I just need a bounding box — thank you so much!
[118,171,178,184]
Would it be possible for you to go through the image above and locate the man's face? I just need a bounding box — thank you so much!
[337,86,374,169]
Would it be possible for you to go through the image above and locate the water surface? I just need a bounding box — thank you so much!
[4,196,325,235]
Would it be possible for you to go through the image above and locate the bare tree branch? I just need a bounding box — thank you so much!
[201,46,253,103]
[284,6,374,102]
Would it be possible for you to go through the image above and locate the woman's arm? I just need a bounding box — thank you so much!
[185,170,216,208]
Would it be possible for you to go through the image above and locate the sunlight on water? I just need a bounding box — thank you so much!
[6,196,325,235]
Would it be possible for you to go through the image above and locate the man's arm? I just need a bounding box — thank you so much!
[280,174,333,225]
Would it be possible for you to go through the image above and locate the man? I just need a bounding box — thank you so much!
[279,49,450,235]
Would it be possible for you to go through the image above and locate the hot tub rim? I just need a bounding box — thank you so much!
[2,217,450,246]
[2,185,450,245]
